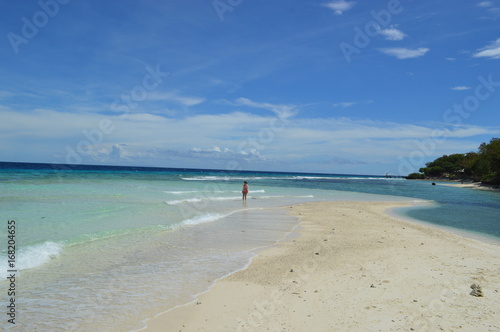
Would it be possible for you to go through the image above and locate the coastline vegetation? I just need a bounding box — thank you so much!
[406,138,500,185]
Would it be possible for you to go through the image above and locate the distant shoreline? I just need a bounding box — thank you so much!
[435,180,499,191]
[438,183,500,191]
[407,178,500,191]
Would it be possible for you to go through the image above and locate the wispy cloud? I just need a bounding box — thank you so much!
[2,106,499,173]
[148,90,205,106]
[489,7,500,15]
[119,113,168,122]
[379,47,430,59]
[233,97,298,119]
[332,100,372,109]
[0,91,17,99]
[477,1,493,7]
[377,26,407,41]
[473,38,500,59]
[328,156,367,166]
[451,86,471,91]
[477,2,500,19]
[189,146,265,162]
[323,0,356,15]
[332,102,356,108]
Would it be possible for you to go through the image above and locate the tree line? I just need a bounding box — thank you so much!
[407,138,500,185]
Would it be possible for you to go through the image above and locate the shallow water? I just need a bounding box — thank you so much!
[0,163,498,330]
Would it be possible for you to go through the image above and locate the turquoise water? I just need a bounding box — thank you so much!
[0,163,498,331]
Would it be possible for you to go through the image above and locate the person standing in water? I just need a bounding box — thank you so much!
[242,181,248,201]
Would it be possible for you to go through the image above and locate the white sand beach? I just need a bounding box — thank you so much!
[436,182,500,191]
[142,201,500,332]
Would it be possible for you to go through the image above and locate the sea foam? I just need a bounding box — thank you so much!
[0,241,63,279]
[18,241,63,270]
[182,213,230,226]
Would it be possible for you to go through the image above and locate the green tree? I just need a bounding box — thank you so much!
[419,153,466,178]
[406,172,426,179]
[410,138,500,184]
[473,138,500,184]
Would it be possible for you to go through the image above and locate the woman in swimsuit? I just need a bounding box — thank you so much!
[242,181,248,201]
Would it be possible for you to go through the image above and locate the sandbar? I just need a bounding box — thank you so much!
[142,201,500,331]
[436,182,499,191]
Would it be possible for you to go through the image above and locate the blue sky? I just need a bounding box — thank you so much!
[1,0,499,175]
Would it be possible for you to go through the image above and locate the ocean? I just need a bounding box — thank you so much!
[1,162,499,331]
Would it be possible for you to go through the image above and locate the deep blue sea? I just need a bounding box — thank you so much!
[1,162,499,331]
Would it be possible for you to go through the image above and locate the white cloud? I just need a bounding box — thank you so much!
[473,38,500,59]
[210,146,222,153]
[233,97,298,119]
[332,100,372,109]
[475,1,500,18]
[148,90,205,106]
[109,144,128,159]
[2,106,500,174]
[328,156,367,165]
[332,102,356,108]
[120,113,168,122]
[377,26,407,41]
[0,91,16,99]
[323,0,356,15]
[282,118,500,144]
[489,7,500,15]
[477,1,493,7]
[189,146,256,158]
[379,47,430,59]
[451,86,471,91]
[4,109,497,151]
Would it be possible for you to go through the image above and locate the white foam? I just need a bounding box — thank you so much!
[166,193,315,205]
[181,175,404,181]
[210,196,241,201]
[18,241,63,270]
[290,176,404,180]
[182,213,229,226]
[164,189,265,195]
[231,189,265,193]
[181,176,287,181]
[163,190,199,195]
[0,241,63,278]
[166,198,204,205]
[166,194,267,205]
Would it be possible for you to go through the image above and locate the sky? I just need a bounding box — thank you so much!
[1,0,499,175]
